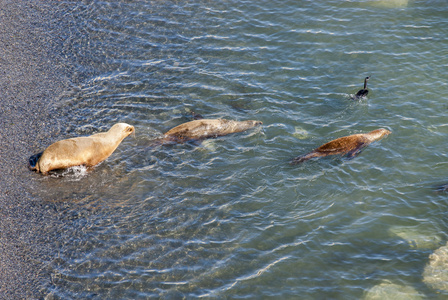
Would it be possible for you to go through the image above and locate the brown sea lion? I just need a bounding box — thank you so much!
[29,123,135,175]
[162,118,262,143]
[291,128,391,164]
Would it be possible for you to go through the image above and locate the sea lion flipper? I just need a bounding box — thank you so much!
[189,139,203,146]
[192,112,204,120]
[29,152,43,171]
[435,183,448,192]
[291,151,319,165]
[346,142,367,159]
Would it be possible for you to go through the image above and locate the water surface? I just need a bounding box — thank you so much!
[38,0,448,298]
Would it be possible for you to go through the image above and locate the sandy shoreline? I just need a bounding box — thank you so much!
[0,0,74,298]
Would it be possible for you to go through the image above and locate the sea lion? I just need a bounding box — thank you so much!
[29,123,135,175]
[162,118,262,143]
[291,128,391,164]
[352,76,370,100]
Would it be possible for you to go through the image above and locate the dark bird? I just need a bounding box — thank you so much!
[353,76,370,99]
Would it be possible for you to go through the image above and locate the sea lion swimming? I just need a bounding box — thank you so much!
[29,123,135,175]
[352,76,370,100]
[291,128,391,164]
[162,118,262,144]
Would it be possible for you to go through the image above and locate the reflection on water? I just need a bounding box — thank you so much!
[39,0,448,298]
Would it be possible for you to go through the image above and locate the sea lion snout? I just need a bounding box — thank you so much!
[125,124,135,136]
[368,128,391,140]
[113,123,134,134]
[244,120,262,127]
[110,123,135,139]
[236,120,262,132]
[127,126,136,140]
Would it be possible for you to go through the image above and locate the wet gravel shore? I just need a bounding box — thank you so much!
[0,1,73,298]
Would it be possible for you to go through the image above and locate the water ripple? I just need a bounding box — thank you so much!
[41,0,448,298]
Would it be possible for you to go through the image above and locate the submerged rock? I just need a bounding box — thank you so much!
[389,225,442,250]
[423,241,448,292]
[364,281,423,300]
[293,126,309,139]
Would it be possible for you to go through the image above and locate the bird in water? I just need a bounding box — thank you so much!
[352,76,370,100]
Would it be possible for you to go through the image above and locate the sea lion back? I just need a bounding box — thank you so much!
[316,135,365,154]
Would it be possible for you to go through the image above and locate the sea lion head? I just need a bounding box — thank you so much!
[232,119,263,132]
[251,120,263,126]
[367,128,391,141]
[107,123,135,141]
[238,120,263,127]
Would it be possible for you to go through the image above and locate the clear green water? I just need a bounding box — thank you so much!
[37,0,448,298]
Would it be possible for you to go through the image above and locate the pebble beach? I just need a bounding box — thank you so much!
[0,1,71,298]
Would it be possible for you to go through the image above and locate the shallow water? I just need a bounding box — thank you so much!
[35,0,448,298]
